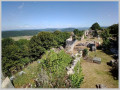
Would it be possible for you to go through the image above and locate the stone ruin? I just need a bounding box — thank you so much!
[96,84,107,88]
[65,36,77,52]
[2,77,14,88]
[19,71,26,76]
[93,57,101,64]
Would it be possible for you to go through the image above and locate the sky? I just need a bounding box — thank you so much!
[2,1,119,31]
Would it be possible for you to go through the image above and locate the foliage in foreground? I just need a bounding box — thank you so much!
[2,38,30,76]
[37,50,72,88]
[37,50,84,88]
[69,61,84,88]
[2,31,70,77]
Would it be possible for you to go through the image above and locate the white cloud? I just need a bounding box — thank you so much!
[18,3,24,9]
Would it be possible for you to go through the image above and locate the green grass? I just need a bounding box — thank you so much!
[11,36,32,41]
[13,61,38,88]
[94,68,110,75]
[80,50,118,88]
[13,50,73,88]
[88,50,113,63]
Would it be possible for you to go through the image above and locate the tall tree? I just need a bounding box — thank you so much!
[29,32,58,60]
[90,22,101,30]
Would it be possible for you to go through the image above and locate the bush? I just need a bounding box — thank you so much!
[83,49,88,57]
[37,50,72,88]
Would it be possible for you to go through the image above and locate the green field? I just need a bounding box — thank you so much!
[11,36,33,41]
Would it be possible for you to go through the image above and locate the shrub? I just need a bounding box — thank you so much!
[83,49,88,57]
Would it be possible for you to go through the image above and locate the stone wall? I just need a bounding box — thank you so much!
[65,38,77,52]
[1,77,14,88]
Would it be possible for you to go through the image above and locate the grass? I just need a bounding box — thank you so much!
[11,36,33,41]
[13,61,39,88]
[80,50,118,88]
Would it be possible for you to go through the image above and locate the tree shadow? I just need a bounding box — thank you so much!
[109,68,118,80]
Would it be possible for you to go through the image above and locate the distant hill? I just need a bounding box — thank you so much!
[2,30,41,38]
[2,27,89,38]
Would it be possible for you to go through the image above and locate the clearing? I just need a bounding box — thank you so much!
[80,50,118,88]
[11,36,33,41]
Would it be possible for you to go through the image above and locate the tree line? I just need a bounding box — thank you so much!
[101,24,118,51]
[90,22,118,51]
[2,31,70,77]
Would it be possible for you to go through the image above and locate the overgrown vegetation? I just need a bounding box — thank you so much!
[73,29,84,40]
[101,24,118,51]
[69,61,84,88]
[2,31,70,77]
[37,50,73,88]
[29,31,70,61]
[13,50,84,88]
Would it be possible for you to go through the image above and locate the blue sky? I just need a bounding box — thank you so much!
[2,1,119,31]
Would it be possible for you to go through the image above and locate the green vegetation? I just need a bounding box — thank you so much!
[73,29,84,40]
[37,50,73,88]
[2,28,75,38]
[73,29,84,37]
[29,32,57,61]
[29,31,70,60]
[13,50,84,88]
[2,23,118,88]
[13,61,38,88]
[90,22,101,30]
[108,24,118,49]
[90,22,101,37]
[2,38,30,76]
[69,61,84,88]
[101,24,118,51]
[53,30,70,47]
[80,50,118,88]
[2,30,41,38]
[83,49,88,57]
[2,31,70,77]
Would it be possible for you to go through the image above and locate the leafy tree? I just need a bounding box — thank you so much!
[15,39,29,57]
[29,32,58,60]
[2,38,15,48]
[53,30,70,47]
[37,32,58,49]
[101,29,111,40]
[73,29,84,37]
[2,38,31,76]
[101,29,111,51]
[90,22,101,30]
[2,44,21,76]
[109,24,118,35]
